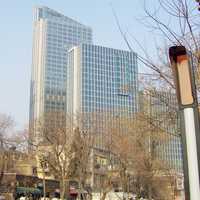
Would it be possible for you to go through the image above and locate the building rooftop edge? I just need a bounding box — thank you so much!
[68,43,137,55]
[33,5,92,30]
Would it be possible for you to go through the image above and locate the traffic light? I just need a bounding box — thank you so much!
[196,0,200,11]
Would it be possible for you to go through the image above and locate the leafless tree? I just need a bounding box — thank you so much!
[0,114,14,148]
[35,112,95,200]
[0,113,14,185]
[68,127,94,200]
[0,113,28,187]
[112,0,200,98]
[35,112,74,199]
[100,113,176,200]
[141,0,200,90]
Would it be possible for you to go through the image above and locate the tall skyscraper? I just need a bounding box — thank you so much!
[67,44,138,148]
[29,6,92,142]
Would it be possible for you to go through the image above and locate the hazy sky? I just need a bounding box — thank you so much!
[0,0,155,129]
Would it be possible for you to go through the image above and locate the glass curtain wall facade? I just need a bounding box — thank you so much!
[29,6,92,143]
[67,44,138,148]
[139,90,183,172]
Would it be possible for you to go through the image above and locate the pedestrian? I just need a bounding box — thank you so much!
[40,193,50,200]
[19,193,26,200]
[51,192,60,200]
[29,193,33,200]
[0,195,6,200]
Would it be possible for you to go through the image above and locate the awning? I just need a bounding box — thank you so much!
[16,187,42,195]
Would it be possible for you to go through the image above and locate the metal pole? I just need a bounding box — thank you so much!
[193,106,200,185]
[183,107,200,199]
[180,110,190,200]
[169,45,200,200]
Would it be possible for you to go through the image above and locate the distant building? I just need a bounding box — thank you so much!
[139,89,183,172]
[29,6,93,143]
[67,44,138,148]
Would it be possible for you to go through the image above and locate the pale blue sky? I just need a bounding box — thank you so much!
[0,0,155,129]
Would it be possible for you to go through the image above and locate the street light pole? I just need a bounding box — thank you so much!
[183,108,200,199]
[169,46,200,200]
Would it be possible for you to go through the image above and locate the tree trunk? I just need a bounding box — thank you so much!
[0,170,4,186]
[100,192,107,200]
[148,185,153,200]
[78,180,82,200]
[60,178,66,200]
[65,180,70,200]
[0,154,5,186]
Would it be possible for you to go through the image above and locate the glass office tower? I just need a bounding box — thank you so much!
[29,6,92,143]
[67,44,138,148]
[139,90,183,172]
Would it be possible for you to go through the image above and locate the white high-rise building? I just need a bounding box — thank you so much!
[67,44,138,148]
[29,6,92,142]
